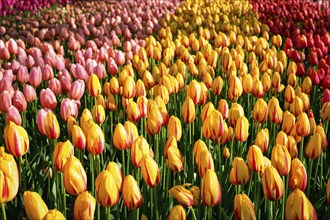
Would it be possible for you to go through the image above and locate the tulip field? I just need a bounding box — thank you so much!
[1,0,330,219]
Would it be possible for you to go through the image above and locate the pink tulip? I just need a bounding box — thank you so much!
[48,78,62,97]
[23,84,37,102]
[29,66,42,87]
[55,55,65,71]
[6,106,21,125]
[16,65,30,84]
[60,98,78,121]
[40,88,57,110]
[0,91,12,112]
[41,64,54,81]
[70,79,85,100]
[12,90,27,112]
[73,64,88,81]
[26,55,36,69]
[7,38,18,55]
[98,47,108,62]
[0,46,10,61]
[94,63,106,79]
[37,108,52,136]
[107,58,118,75]
[115,50,125,66]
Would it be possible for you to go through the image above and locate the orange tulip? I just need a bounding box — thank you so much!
[252,98,268,123]
[211,76,224,96]
[54,140,74,172]
[289,158,307,191]
[235,116,249,142]
[95,170,119,207]
[122,175,142,209]
[305,133,322,159]
[234,194,256,220]
[86,123,104,155]
[106,162,123,191]
[285,189,317,220]
[262,166,284,201]
[141,156,161,187]
[63,156,87,195]
[201,169,222,207]
[168,115,182,141]
[182,97,196,124]
[246,145,264,172]
[230,157,250,185]
[74,191,96,220]
[4,121,29,157]
[271,144,291,176]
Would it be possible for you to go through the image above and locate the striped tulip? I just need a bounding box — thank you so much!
[63,156,87,195]
[74,192,96,220]
[230,157,250,185]
[95,170,119,207]
[289,158,307,191]
[122,175,142,210]
[169,185,194,207]
[285,189,317,220]
[168,205,186,220]
[234,194,256,220]
[86,123,104,155]
[262,166,284,201]
[4,121,29,157]
[201,169,222,207]
[141,156,160,187]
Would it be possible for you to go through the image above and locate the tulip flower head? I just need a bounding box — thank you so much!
[74,191,96,220]
[63,156,87,195]
[122,175,142,209]
[23,191,48,220]
[230,157,250,185]
[54,140,74,172]
[95,170,120,207]
[261,166,284,201]
[141,156,161,187]
[234,194,256,220]
[43,209,66,220]
[168,205,186,220]
[201,169,222,207]
[285,189,317,220]
[169,185,194,207]
[4,121,29,157]
[86,123,104,155]
[106,162,123,191]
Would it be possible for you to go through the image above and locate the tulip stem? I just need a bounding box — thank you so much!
[154,187,159,220]
[189,207,197,220]
[121,150,126,177]
[299,137,304,163]
[1,203,6,220]
[89,154,95,196]
[307,159,313,198]
[281,175,287,220]
[61,172,66,218]
[106,207,110,220]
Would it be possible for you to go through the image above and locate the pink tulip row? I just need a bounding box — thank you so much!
[0,0,71,16]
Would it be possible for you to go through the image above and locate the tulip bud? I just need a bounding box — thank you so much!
[63,156,87,195]
[74,192,96,220]
[211,76,224,96]
[301,76,312,95]
[141,157,161,187]
[247,145,264,172]
[40,88,57,110]
[284,85,295,104]
[228,76,243,101]
[0,147,19,204]
[242,73,253,94]
[282,111,295,134]
[169,185,194,207]
[292,96,304,116]
[95,170,119,207]
[262,166,284,201]
[86,123,104,155]
[123,76,136,99]
[228,103,245,127]
[23,191,48,220]
[106,162,123,191]
[255,128,269,154]
[43,209,65,220]
[276,131,288,147]
[201,169,222,207]
[296,112,310,137]
[271,144,291,176]
[217,99,229,119]
[320,102,330,121]
[4,121,29,157]
[23,84,37,102]
[252,98,268,123]
[235,116,249,142]
[168,205,186,220]
[113,123,129,150]
[92,104,105,124]
[268,97,283,125]
[285,189,317,220]
[234,194,256,220]
[289,158,307,191]
[166,146,184,172]
[146,106,163,135]
[168,116,182,141]
[54,140,74,172]
[71,125,86,150]
[189,186,200,208]
[305,133,322,159]
[198,150,214,178]
[45,111,60,140]
[122,175,142,209]
[87,74,101,97]
[182,97,196,124]
[230,157,250,185]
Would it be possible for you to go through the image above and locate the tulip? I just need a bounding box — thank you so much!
[320,102,330,121]
[268,97,283,125]
[70,79,85,100]
[95,170,119,207]
[126,101,141,122]
[86,74,101,97]
[301,76,312,95]
[285,189,317,220]
[124,121,139,148]
[106,162,123,191]
[23,84,37,102]
[4,121,29,157]
[228,76,243,101]
[201,169,222,207]
[296,112,310,137]
[45,111,60,140]
[123,76,136,99]
[74,192,96,220]
[54,141,74,172]
[166,146,184,172]
[12,90,27,112]
[168,205,186,220]
[131,136,151,167]
[48,78,62,97]
[63,156,87,195]
[146,107,162,135]
[29,66,42,87]
[327,178,330,206]
[169,185,194,207]
[315,124,328,149]
[189,186,200,208]
[186,80,201,105]
[0,147,19,204]
[292,96,304,116]
[282,111,295,134]
[113,123,129,150]
[234,194,256,220]
[262,166,284,201]
[193,140,208,166]
[209,110,224,139]
[92,104,105,124]
[217,99,229,119]
[122,175,142,209]
[230,157,250,185]
[198,150,214,178]
[109,77,120,95]
[60,98,78,121]
[271,144,291,176]
[246,145,264,172]
[284,85,295,104]
[43,209,66,220]
[305,133,322,159]
[228,103,244,127]
[5,106,22,125]
[67,116,78,136]
[141,156,161,187]
[168,115,182,141]
[86,123,104,155]
[252,98,268,123]
[235,116,249,142]
[276,131,288,147]
[289,158,307,191]
[40,88,57,110]
[182,97,196,124]
[201,102,215,123]
[72,125,86,150]
[23,191,48,220]
[211,76,224,96]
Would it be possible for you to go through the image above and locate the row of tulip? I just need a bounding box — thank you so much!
[0,0,330,219]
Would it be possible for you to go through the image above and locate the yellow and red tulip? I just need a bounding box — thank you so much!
[230,157,250,185]
[23,191,48,220]
[234,194,256,220]
[285,189,317,220]
[261,166,284,201]
[74,191,96,220]
[54,140,74,172]
[122,175,142,210]
[201,169,222,207]
[4,121,29,157]
[95,170,120,207]
[141,156,161,187]
[63,156,87,195]
[169,185,194,207]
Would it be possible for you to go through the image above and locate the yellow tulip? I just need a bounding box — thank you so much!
[234,194,256,220]
[235,116,249,142]
[53,140,74,172]
[181,97,196,124]
[230,157,250,185]
[262,166,284,201]
[285,189,317,220]
[113,123,129,150]
[86,73,101,97]
[86,123,104,155]
[201,169,222,207]
[23,191,48,220]
[246,145,264,172]
[105,162,123,191]
[4,121,29,157]
[63,156,87,195]
[289,158,307,191]
[141,156,161,187]
[169,185,194,207]
[95,170,119,207]
[168,205,186,220]
[42,209,66,220]
[74,191,96,220]
[271,144,291,176]
[122,175,142,209]
[45,111,60,140]
[168,115,182,141]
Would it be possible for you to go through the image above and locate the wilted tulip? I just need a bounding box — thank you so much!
[271,144,291,176]
[168,205,186,220]
[122,175,142,209]
[246,145,264,172]
[86,74,101,97]
[289,158,307,191]
[262,166,284,201]
[74,192,96,220]
[0,147,19,204]
[86,123,104,155]
[63,156,87,195]
[95,170,119,207]
[201,169,222,207]
[43,209,66,220]
[235,116,249,142]
[23,191,48,220]
[168,115,182,141]
[182,97,196,124]
[169,185,194,207]
[4,121,29,157]
[141,156,160,187]
[285,189,317,220]
[45,111,60,140]
[234,194,256,220]
[230,157,250,185]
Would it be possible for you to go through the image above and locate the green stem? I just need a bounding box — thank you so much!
[106,207,110,220]
[208,206,212,220]
[61,172,66,218]
[281,175,287,220]
[1,203,6,220]
[154,187,159,220]
[89,154,95,196]
[189,207,197,220]
[299,137,304,163]
[122,150,126,176]
[307,159,313,198]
